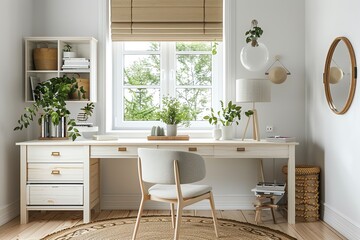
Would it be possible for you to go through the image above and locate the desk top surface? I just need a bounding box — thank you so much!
[16,138,299,146]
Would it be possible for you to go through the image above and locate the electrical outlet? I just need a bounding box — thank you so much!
[266,126,273,132]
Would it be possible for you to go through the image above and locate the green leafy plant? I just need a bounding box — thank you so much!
[81,102,95,117]
[63,43,72,52]
[14,76,94,141]
[203,100,253,126]
[157,96,191,127]
[212,42,219,55]
[245,20,264,47]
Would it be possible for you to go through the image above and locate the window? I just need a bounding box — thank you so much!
[112,42,222,130]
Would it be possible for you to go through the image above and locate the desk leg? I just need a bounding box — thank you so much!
[83,148,91,223]
[20,146,28,224]
[288,145,296,224]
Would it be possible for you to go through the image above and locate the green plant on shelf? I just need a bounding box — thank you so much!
[14,76,94,141]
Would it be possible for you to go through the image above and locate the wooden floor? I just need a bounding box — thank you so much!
[0,209,346,240]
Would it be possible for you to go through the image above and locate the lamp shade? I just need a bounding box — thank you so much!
[236,79,271,102]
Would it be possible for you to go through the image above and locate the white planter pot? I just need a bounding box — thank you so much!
[213,126,222,140]
[166,124,177,136]
[221,125,234,140]
[63,52,76,58]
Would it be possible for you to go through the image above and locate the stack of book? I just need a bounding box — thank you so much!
[62,58,90,71]
[266,136,295,143]
[251,182,286,196]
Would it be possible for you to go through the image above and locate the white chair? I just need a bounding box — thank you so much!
[132,148,219,240]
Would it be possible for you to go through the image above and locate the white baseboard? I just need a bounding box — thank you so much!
[101,194,255,210]
[0,201,19,226]
[323,203,360,240]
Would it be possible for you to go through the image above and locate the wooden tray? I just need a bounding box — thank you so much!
[147,135,190,141]
[38,137,69,140]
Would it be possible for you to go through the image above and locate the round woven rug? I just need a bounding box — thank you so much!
[42,216,296,240]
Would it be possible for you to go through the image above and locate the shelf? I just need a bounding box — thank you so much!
[24,37,97,103]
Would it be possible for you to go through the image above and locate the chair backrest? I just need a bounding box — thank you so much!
[138,148,206,184]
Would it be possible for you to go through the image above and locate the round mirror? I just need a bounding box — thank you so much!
[324,37,357,114]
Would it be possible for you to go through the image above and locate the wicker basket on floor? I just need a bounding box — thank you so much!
[282,165,320,222]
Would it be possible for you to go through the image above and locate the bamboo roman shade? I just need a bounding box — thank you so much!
[111,0,223,41]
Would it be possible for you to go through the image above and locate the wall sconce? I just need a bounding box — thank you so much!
[265,56,291,84]
[240,19,269,71]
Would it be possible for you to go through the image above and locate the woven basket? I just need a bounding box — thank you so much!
[33,43,57,70]
[282,165,320,222]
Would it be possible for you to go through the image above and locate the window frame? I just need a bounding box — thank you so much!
[112,41,223,130]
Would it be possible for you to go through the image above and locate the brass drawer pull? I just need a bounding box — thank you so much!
[188,147,197,152]
[51,152,60,156]
[51,170,60,175]
[237,147,245,152]
[118,147,127,152]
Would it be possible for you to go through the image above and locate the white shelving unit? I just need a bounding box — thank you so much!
[24,37,98,102]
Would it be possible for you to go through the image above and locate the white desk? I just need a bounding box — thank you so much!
[17,139,298,224]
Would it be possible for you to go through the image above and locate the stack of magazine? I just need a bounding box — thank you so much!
[251,182,286,196]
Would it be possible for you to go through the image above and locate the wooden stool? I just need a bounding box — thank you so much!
[254,194,278,224]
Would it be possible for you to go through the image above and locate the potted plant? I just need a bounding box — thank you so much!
[156,96,191,136]
[240,19,269,71]
[14,76,93,141]
[203,100,253,140]
[63,43,76,58]
[245,19,264,47]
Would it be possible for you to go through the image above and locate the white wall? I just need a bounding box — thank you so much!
[0,0,33,225]
[305,0,360,238]
[234,0,306,180]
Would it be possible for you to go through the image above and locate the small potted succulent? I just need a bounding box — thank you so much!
[14,76,93,141]
[156,96,191,136]
[204,100,253,140]
[63,43,76,58]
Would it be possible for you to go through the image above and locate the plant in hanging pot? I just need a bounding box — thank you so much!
[14,76,93,141]
[245,19,264,47]
[240,19,269,71]
[156,96,191,136]
[203,100,253,140]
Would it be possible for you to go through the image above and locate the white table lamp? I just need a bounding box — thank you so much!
[236,79,271,141]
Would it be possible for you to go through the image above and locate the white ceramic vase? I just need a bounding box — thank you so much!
[213,125,222,140]
[166,124,177,136]
[221,125,234,140]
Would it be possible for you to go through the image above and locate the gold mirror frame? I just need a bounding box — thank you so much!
[323,37,357,114]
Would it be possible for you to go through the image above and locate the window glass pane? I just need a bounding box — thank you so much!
[176,42,212,51]
[176,88,212,121]
[124,42,160,51]
[124,88,160,121]
[124,55,160,85]
[176,54,212,86]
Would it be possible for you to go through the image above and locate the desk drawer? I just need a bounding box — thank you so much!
[28,163,83,183]
[214,145,289,158]
[157,145,214,156]
[27,185,83,205]
[28,146,87,163]
[91,145,156,158]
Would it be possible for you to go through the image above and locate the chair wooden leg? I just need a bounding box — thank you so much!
[209,192,219,238]
[132,198,146,240]
[255,207,260,224]
[170,203,175,229]
[174,203,183,240]
[270,197,276,224]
